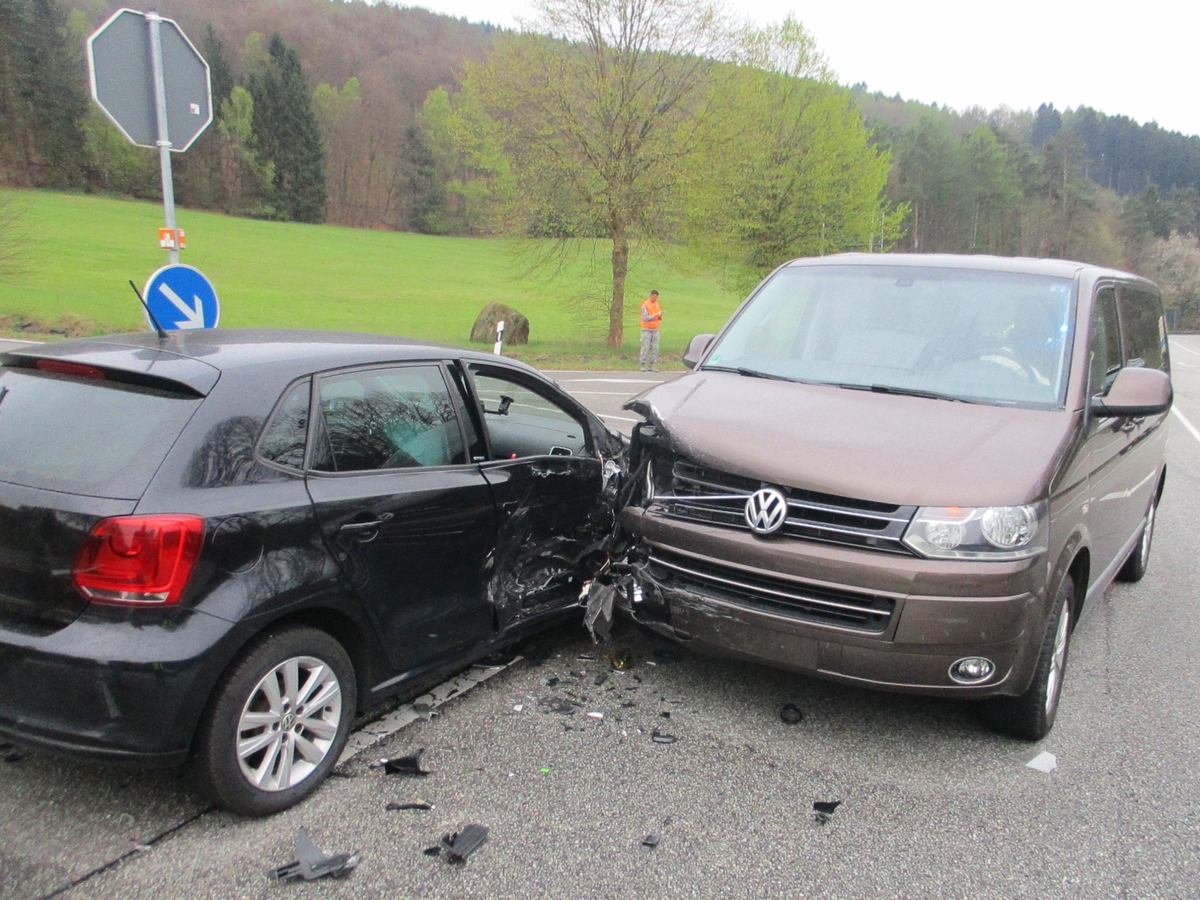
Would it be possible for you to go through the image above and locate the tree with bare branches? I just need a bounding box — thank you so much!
[456,0,737,347]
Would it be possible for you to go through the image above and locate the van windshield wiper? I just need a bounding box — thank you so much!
[704,365,794,382]
[837,383,976,404]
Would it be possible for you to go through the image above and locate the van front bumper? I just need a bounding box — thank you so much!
[620,508,1050,698]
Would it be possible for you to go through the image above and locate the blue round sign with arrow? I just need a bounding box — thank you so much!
[143,264,219,331]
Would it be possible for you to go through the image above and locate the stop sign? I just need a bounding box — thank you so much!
[87,8,212,151]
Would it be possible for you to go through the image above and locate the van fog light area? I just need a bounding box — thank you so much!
[949,657,996,685]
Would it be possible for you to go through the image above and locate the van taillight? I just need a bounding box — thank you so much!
[73,516,204,605]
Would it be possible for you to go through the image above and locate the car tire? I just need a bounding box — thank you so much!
[1116,491,1158,583]
[981,574,1073,742]
[191,625,356,817]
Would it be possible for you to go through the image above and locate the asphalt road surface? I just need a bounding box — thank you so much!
[1,345,1199,898]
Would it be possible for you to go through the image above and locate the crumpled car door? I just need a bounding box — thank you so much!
[465,363,621,631]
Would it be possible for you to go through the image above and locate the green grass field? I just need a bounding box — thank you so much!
[0,189,745,367]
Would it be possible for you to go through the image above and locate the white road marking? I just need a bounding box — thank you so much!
[1172,341,1200,359]
[567,390,647,396]
[1172,407,1200,445]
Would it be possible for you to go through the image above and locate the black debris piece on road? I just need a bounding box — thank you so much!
[539,696,581,715]
[641,834,661,852]
[386,801,434,811]
[812,800,843,825]
[436,824,490,863]
[369,748,431,776]
[267,827,360,881]
[779,703,804,725]
[651,728,677,744]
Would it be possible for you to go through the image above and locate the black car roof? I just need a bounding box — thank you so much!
[1,329,541,396]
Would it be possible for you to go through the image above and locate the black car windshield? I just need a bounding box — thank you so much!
[701,264,1076,408]
[0,368,201,499]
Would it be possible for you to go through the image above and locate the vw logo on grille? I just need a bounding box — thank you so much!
[745,488,788,536]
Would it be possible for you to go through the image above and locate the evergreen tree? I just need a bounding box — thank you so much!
[0,0,88,188]
[405,125,451,235]
[246,33,326,223]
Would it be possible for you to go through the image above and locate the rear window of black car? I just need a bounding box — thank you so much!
[0,367,200,499]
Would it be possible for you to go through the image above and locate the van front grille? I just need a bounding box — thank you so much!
[651,462,917,554]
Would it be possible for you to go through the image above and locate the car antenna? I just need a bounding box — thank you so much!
[129,280,168,338]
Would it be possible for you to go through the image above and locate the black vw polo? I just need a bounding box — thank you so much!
[0,330,622,815]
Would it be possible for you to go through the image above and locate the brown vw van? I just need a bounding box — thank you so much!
[620,254,1172,739]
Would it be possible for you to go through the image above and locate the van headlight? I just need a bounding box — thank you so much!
[903,502,1047,559]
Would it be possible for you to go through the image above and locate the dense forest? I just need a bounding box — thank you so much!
[2,0,1198,326]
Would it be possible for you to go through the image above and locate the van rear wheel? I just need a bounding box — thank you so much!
[982,575,1072,741]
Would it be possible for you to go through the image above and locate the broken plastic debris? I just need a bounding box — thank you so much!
[438,824,489,863]
[267,827,360,881]
[587,711,604,720]
[1024,751,1058,773]
[386,801,434,811]
[369,748,431,776]
[540,696,581,715]
[651,729,677,744]
[641,834,660,851]
[584,581,617,644]
[779,703,804,725]
[812,800,842,825]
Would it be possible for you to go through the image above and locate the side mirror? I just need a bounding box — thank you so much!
[1091,367,1172,418]
[682,334,716,370]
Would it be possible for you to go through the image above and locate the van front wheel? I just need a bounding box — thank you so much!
[1117,491,1157,583]
[981,575,1073,741]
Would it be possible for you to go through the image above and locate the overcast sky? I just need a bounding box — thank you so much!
[403,0,1200,138]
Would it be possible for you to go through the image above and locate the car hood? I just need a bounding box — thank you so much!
[626,371,1078,507]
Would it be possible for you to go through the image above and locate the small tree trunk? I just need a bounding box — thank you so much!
[608,226,629,347]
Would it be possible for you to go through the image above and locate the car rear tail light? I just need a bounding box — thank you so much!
[73,515,204,605]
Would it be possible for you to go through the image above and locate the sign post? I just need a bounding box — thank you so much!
[86,8,212,269]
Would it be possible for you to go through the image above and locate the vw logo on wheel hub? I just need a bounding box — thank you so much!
[745,488,788,536]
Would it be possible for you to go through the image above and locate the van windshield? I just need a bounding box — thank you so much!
[702,264,1076,408]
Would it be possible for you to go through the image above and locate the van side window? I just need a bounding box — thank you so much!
[1117,285,1169,372]
[1090,287,1122,397]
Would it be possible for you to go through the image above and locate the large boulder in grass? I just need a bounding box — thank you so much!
[470,302,530,345]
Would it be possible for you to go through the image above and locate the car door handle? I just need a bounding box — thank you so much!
[338,514,393,543]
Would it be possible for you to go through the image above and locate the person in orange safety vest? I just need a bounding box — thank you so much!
[639,290,662,371]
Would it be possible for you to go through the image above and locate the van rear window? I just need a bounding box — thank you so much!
[0,368,200,499]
